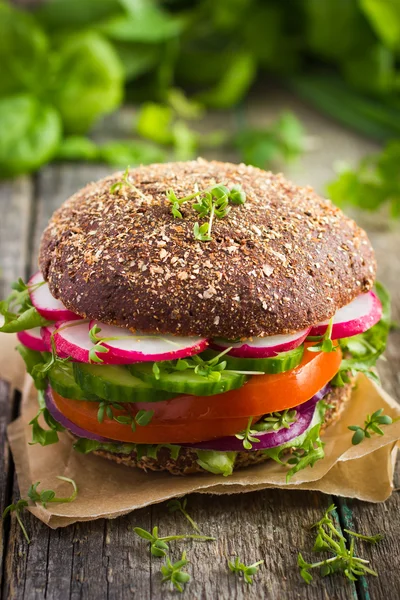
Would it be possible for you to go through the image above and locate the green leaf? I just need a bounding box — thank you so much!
[198,51,256,109]
[36,0,121,32]
[52,32,124,134]
[99,139,167,167]
[136,103,173,145]
[0,2,50,97]
[0,95,62,179]
[0,305,50,333]
[56,136,100,162]
[195,450,237,476]
[135,410,154,427]
[73,438,102,454]
[360,0,400,49]
[96,5,185,43]
[16,345,47,390]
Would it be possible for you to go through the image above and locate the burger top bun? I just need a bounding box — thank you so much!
[39,159,376,339]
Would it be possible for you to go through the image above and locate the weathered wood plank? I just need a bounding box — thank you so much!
[0,176,34,592]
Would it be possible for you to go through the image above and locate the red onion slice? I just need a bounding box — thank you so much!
[45,386,109,442]
[182,385,329,452]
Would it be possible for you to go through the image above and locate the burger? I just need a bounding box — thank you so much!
[1,159,389,478]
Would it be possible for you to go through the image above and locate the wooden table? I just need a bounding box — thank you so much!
[1,91,399,599]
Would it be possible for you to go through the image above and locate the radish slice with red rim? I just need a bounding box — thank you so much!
[309,291,382,340]
[90,321,208,362]
[29,272,80,322]
[17,327,48,352]
[53,320,133,364]
[210,328,310,358]
[41,325,69,356]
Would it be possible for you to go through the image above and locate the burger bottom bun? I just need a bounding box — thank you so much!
[75,382,352,476]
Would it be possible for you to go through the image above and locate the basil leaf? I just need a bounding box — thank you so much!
[0,95,62,179]
[0,2,50,97]
[52,32,123,134]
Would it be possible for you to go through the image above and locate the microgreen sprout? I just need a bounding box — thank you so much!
[96,399,154,431]
[167,497,201,533]
[88,324,110,363]
[2,477,78,544]
[109,166,148,199]
[27,476,78,508]
[228,557,264,584]
[307,318,335,353]
[133,526,215,557]
[348,408,393,445]
[152,348,263,383]
[160,551,191,593]
[2,499,30,543]
[298,504,382,584]
[253,409,297,432]
[235,417,260,450]
[165,182,246,242]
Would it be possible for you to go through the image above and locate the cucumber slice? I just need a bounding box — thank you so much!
[200,345,304,374]
[72,363,176,403]
[128,363,247,396]
[48,362,99,400]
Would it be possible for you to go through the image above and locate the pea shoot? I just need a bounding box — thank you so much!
[235,417,260,449]
[2,477,78,544]
[307,318,335,353]
[161,551,191,593]
[348,408,394,445]
[166,182,246,242]
[133,525,215,557]
[97,399,154,432]
[167,498,201,533]
[298,504,383,584]
[253,409,297,432]
[109,166,148,200]
[228,557,264,584]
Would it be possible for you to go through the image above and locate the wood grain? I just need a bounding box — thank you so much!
[1,91,400,598]
[0,176,34,592]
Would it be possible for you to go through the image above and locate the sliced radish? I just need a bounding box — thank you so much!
[309,291,382,340]
[17,327,48,352]
[53,320,134,364]
[90,321,208,362]
[210,328,310,358]
[29,272,80,322]
[41,325,68,356]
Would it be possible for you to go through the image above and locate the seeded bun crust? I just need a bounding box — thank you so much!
[39,159,376,339]
[68,383,352,476]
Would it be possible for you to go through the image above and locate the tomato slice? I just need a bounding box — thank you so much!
[51,343,341,445]
[136,342,342,421]
[51,390,257,444]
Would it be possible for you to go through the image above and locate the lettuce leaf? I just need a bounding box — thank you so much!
[195,450,237,477]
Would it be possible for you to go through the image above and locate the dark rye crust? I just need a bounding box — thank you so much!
[85,383,352,476]
[39,159,376,339]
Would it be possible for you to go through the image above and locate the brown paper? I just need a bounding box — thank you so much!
[1,333,399,529]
